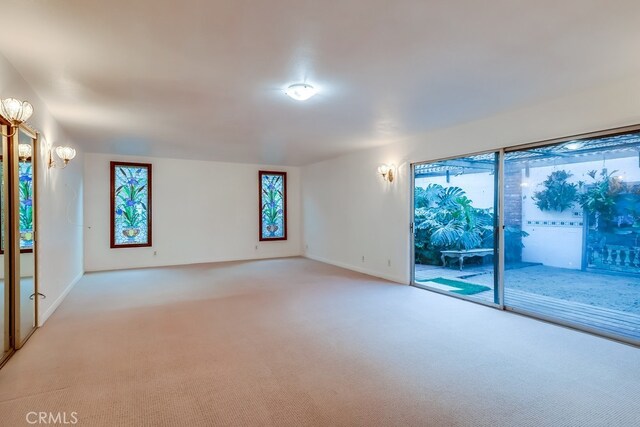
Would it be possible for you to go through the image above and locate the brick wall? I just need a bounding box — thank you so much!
[504,163,523,262]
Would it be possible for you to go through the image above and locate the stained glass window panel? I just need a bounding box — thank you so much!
[18,161,33,250]
[259,171,287,241]
[111,162,152,247]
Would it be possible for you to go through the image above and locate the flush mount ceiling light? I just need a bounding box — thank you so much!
[284,84,317,101]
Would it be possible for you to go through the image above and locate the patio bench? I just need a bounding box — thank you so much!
[441,249,494,271]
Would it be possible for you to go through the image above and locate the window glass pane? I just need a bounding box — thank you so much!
[413,153,499,304]
[260,172,286,240]
[112,163,151,247]
[504,131,640,342]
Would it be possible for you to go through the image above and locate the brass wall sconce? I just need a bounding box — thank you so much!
[0,98,34,137]
[378,163,395,182]
[48,146,77,169]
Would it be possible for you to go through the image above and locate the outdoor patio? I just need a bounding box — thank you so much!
[415,263,640,341]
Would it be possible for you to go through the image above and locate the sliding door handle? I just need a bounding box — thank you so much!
[28,292,46,300]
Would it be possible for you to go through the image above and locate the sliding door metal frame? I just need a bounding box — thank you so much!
[0,121,41,367]
[410,123,640,347]
[12,125,38,350]
[0,120,13,368]
[496,149,505,309]
[409,164,416,285]
[9,125,40,350]
[410,148,503,309]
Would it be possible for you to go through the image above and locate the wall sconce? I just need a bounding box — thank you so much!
[378,163,395,182]
[0,98,34,137]
[48,146,77,169]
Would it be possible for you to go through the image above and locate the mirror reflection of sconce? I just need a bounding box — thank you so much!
[378,163,395,182]
[48,146,77,169]
[0,98,34,137]
[18,143,32,162]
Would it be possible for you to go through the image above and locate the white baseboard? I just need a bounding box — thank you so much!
[84,253,304,273]
[38,271,84,326]
[305,254,409,284]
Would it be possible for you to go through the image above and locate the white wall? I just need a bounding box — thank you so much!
[520,163,585,269]
[84,153,301,271]
[303,149,410,283]
[302,74,640,284]
[0,53,84,325]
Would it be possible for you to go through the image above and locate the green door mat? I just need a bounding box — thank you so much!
[418,277,491,295]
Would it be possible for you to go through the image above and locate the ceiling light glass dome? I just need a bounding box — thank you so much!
[285,84,317,101]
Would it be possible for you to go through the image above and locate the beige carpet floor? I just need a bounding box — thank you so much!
[0,257,638,426]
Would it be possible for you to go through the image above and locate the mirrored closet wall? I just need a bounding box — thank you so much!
[1,117,38,368]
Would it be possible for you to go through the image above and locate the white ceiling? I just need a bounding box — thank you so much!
[1,1,640,165]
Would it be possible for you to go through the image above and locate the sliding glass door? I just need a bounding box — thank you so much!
[411,127,640,345]
[412,152,500,305]
[14,127,37,347]
[503,131,640,343]
[0,122,39,367]
[1,122,9,364]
